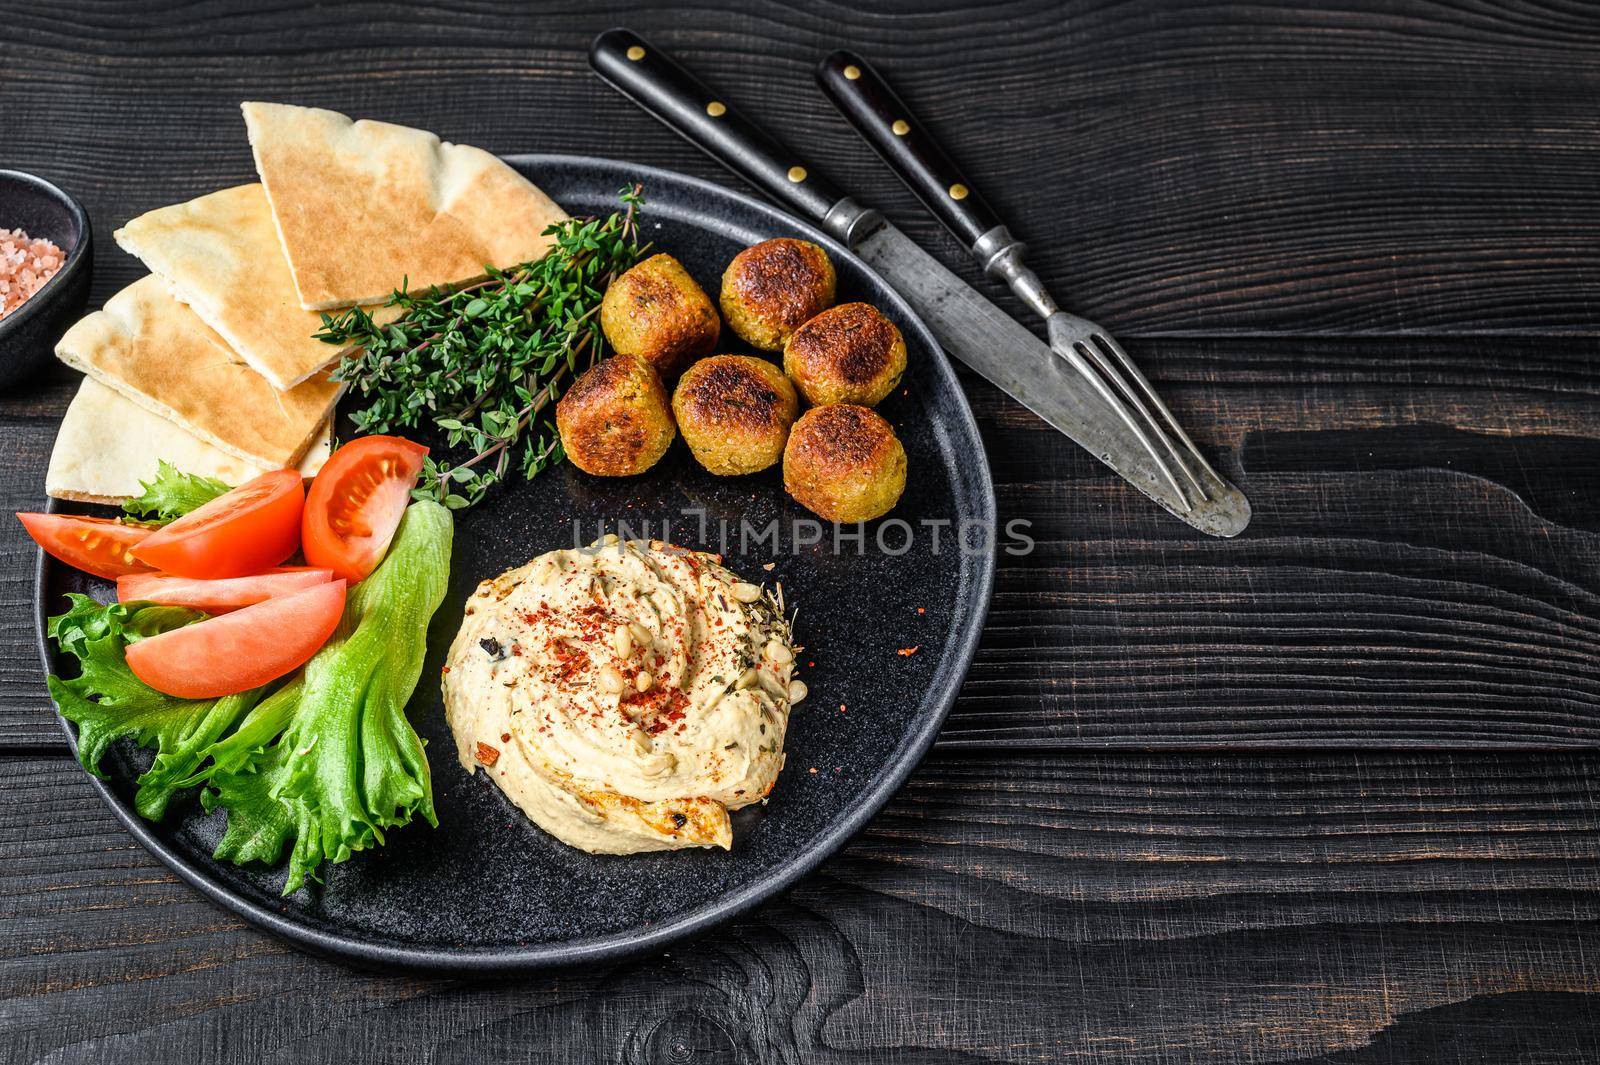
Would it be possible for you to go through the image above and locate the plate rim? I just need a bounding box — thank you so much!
[33,152,997,974]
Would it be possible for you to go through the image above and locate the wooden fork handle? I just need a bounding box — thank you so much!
[591,29,849,226]
[816,50,1004,251]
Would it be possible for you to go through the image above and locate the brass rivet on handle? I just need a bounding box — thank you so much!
[787,166,808,183]
[843,64,861,80]
[706,101,726,117]
[949,183,969,200]
[891,119,910,136]
[626,45,646,61]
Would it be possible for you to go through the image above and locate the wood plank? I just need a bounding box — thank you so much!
[11,337,1600,749]
[8,2,1600,1060]
[945,335,1600,747]
[0,371,73,749]
[3,751,1598,1063]
[0,0,1597,335]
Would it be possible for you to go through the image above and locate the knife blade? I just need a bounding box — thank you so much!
[588,28,1248,537]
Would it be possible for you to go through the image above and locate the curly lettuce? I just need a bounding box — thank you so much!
[121,460,231,525]
[47,596,265,819]
[46,482,455,895]
[197,499,454,892]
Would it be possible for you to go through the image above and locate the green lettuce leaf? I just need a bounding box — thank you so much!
[46,595,264,818]
[191,678,303,865]
[190,677,303,782]
[202,500,454,893]
[121,460,231,524]
[48,594,198,659]
[47,499,454,893]
[203,740,296,867]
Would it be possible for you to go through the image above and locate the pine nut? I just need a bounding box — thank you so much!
[731,582,762,603]
[612,625,632,658]
[597,665,625,694]
[787,679,808,704]
[629,621,652,647]
[736,667,760,690]
[764,640,792,665]
[635,670,653,692]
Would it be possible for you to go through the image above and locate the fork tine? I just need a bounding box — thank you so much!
[1052,342,1194,511]
[1068,342,1203,505]
[1090,331,1225,488]
[1076,337,1208,502]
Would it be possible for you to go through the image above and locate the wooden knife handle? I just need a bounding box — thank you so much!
[590,29,848,226]
[816,50,1003,251]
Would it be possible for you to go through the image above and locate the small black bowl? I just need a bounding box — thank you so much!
[0,170,92,389]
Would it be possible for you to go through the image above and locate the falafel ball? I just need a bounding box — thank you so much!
[782,404,907,523]
[783,302,907,407]
[556,354,676,477]
[672,355,800,476]
[720,238,836,351]
[600,253,720,376]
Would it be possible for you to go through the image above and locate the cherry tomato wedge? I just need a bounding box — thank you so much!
[125,579,347,699]
[17,513,157,580]
[303,436,428,584]
[117,567,334,613]
[134,469,305,579]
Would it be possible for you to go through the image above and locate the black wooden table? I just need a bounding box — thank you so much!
[6,2,1600,1061]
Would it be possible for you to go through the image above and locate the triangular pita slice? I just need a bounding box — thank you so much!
[114,184,398,390]
[47,378,332,505]
[242,101,569,310]
[55,275,341,468]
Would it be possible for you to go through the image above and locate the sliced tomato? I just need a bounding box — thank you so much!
[117,567,334,613]
[303,436,428,583]
[133,469,305,579]
[125,579,347,698]
[17,513,157,580]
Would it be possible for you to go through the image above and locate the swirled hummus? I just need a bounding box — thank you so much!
[443,537,802,854]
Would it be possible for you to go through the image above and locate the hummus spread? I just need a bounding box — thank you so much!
[443,536,802,853]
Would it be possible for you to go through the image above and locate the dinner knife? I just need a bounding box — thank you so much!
[589,29,1250,537]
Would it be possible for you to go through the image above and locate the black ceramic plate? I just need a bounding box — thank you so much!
[34,155,995,973]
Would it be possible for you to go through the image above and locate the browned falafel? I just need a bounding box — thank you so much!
[600,253,720,376]
[556,354,676,477]
[782,404,907,522]
[783,302,907,407]
[672,355,800,475]
[720,238,836,351]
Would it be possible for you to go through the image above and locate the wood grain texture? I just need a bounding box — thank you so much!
[5,751,1600,1064]
[1,0,1598,335]
[0,368,75,749]
[5,1,1600,1060]
[945,334,1600,748]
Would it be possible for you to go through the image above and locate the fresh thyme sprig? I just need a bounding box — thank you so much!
[315,186,647,508]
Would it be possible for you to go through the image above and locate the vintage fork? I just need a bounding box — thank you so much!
[1021,293,1221,512]
[818,51,1246,529]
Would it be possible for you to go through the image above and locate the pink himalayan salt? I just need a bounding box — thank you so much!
[0,227,64,320]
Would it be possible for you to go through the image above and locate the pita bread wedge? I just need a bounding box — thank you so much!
[47,378,333,505]
[55,275,341,468]
[242,101,569,310]
[114,184,397,390]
